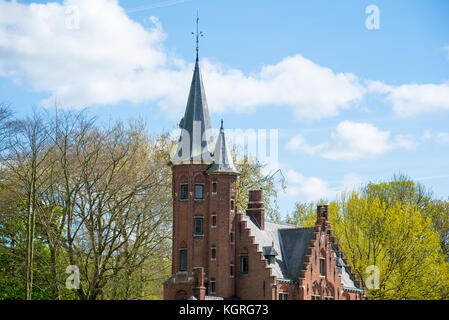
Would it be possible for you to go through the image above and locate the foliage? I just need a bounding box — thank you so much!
[233,152,286,222]
[287,175,449,299]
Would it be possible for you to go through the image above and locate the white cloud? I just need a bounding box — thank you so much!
[0,0,365,119]
[283,170,364,202]
[422,130,449,145]
[202,55,365,119]
[286,134,305,151]
[443,45,449,59]
[284,169,337,202]
[0,0,175,107]
[340,173,363,191]
[367,80,449,117]
[286,121,415,160]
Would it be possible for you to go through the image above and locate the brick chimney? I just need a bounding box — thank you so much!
[192,267,205,300]
[317,205,328,220]
[316,205,330,233]
[246,189,265,230]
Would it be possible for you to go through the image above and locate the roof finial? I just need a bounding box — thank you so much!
[192,10,203,61]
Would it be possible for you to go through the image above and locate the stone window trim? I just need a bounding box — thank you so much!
[211,214,217,228]
[279,292,288,300]
[193,216,204,236]
[211,246,217,261]
[194,183,205,200]
[180,183,189,201]
[210,279,216,294]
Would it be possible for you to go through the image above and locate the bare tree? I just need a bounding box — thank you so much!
[0,103,13,156]
[4,110,54,299]
[38,112,172,299]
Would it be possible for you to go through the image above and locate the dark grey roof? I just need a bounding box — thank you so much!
[278,228,315,279]
[171,58,214,164]
[240,214,299,279]
[206,121,239,175]
[242,214,361,291]
[330,244,362,291]
[262,244,278,257]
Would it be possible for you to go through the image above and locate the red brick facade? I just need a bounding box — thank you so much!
[164,163,238,299]
[163,54,363,300]
[163,166,364,300]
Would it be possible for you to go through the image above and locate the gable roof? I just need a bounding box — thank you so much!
[241,214,362,291]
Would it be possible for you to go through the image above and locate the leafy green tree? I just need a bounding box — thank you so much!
[286,175,449,299]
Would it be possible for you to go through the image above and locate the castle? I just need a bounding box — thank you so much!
[163,50,364,300]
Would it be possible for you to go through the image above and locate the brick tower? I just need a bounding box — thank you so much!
[164,51,240,299]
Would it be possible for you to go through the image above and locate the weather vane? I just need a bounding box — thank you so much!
[192,10,204,59]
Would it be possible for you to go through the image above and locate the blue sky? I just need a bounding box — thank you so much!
[1,0,449,218]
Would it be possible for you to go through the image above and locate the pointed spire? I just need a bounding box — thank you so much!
[207,120,239,175]
[171,55,214,164]
[195,10,199,61]
[194,10,203,62]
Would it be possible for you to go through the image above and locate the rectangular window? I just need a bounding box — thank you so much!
[279,293,288,300]
[230,232,234,243]
[179,249,187,272]
[240,255,249,274]
[194,217,203,235]
[194,184,204,200]
[212,182,217,194]
[230,264,234,278]
[211,246,216,260]
[211,215,217,228]
[180,184,188,200]
[231,199,234,211]
[210,280,216,294]
[320,258,325,276]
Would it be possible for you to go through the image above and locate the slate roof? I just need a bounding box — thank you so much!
[241,214,361,291]
[171,58,214,164]
[262,243,278,257]
[206,121,239,175]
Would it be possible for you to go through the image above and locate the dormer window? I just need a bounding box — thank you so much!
[263,242,278,265]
